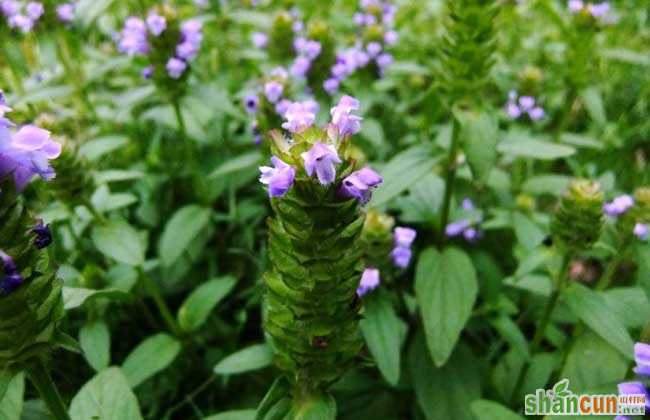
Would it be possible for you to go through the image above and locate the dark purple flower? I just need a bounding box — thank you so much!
[301,142,342,185]
[259,156,296,197]
[339,167,382,203]
[635,223,649,241]
[30,220,52,249]
[142,66,154,79]
[166,57,187,79]
[330,95,362,138]
[282,101,316,133]
[244,94,259,114]
[0,251,23,295]
[357,268,380,297]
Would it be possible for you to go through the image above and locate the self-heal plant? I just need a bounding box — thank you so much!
[258,95,382,416]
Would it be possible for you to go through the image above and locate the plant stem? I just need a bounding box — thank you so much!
[172,98,187,141]
[27,359,71,420]
[438,117,461,248]
[138,269,182,337]
[510,253,572,407]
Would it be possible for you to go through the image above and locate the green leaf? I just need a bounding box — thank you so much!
[360,291,407,386]
[92,220,146,266]
[214,344,273,375]
[178,276,238,332]
[79,320,111,372]
[415,247,478,366]
[122,334,181,387]
[0,372,23,420]
[512,212,546,251]
[456,109,498,183]
[370,145,438,207]
[205,410,256,420]
[490,315,530,358]
[75,0,116,28]
[159,205,213,268]
[209,152,262,178]
[409,334,480,420]
[255,378,292,420]
[69,368,143,420]
[79,135,128,162]
[522,175,571,196]
[581,87,606,124]
[470,400,524,420]
[63,287,130,310]
[498,136,576,160]
[560,332,627,393]
[563,283,634,359]
[292,393,336,420]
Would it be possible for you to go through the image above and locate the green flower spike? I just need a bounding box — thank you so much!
[551,179,604,252]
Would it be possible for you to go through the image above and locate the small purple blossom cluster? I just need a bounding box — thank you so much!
[0,92,62,191]
[259,95,381,201]
[56,2,75,23]
[391,227,416,269]
[323,0,398,95]
[568,0,611,19]
[1,0,43,33]
[446,198,483,243]
[505,90,545,121]
[603,194,648,241]
[616,342,650,420]
[116,13,203,80]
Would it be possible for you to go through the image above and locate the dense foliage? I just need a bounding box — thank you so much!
[0,0,649,419]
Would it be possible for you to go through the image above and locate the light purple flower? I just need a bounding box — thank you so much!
[146,13,166,36]
[568,0,584,12]
[634,223,649,241]
[304,40,321,60]
[142,66,154,79]
[292,20,304,33]
[446,220,471,237]
[367,42,382,58]
[376,53,393,70]
[0,124,62,190]
[252,32,268,48]
[392,247,412,269]
[301,142,341,185]
[462,198,475,211]
[290,56,311,78]
[176,41,199,60]
[339,167,383,203]
[271,67,288,80]
[357,268,380,297]
[166,58,187,79]
[302,99,319,115]
[506,102,521,119]
[56,3,75,23]
[330,95,362,137]
[324,78,340,95]
[25,2,43,20]
[529,107,545,121]
[519,96,535,111]
[259,156,296,197]
[353,12,365,26]
[1,0,19,17]
[617,382,650,408]
[364,14,377,25]
[264,81,283,104]
[463,227,479,242]
[634,342,650,377]
[394,227,416,248]
[275,99,292,117]
[9,14,34,32]
[118,17,149,56]
[244,94,259,114]
[384,30,398,45]
[282,102,316,133]
[589,2,610,18]
[603,194,634,217]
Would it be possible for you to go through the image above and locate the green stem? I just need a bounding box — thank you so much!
[511,253,572,407]
[27,359,71,420]
[595,254,623,291]
[172,98,187,140]
[139,269,182,337]
[438,117,461,248]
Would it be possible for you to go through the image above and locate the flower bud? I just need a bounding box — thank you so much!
[551,179,604,251]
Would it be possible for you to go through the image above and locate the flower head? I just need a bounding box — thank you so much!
[366,42,382,58]
[301,142,342,185]
[259,156,296,197]
[252,32,268,48]
[56,3,75,22]
[603,194,634,217]
[634,223,649,241]
[446,220,471,237]
[166,57,187,79]
[282,101,316,133]
[339,167,382,203]
[118,17,149,56]
[146,12,166,36]
[30,220,52,249]
[0,251,23,295]
[568,0,584,12]
[357,268,380,297]
[394,227,416,248]
[244,94,259,114]
[290,56,311,78]
[264,81,284,104]
[324,78,340,95]
[25,2,43,20]
[330,95,362,138]
[392,247,412,269]
[617,382,650,408]
[275,99,292,117]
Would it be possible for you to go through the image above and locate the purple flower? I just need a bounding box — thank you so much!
[357,268,380,297]
[0,91,12,118]
[303,40,321,60]
[166,58,187,79]
[324,78,340,95]
[376,53,393,71]
[1,0,20,17]
[367,42,382,58]
[392,247,412,269]
[339,167,383,203]
[364,14,377,25]
[446,220,471,237]
[271,66,288,80]
[177,19,203,61]
[142,66,154,79]
[259,156,296,197]
[264,81,284,104]
[146,12,166,36]
[634,342,650,377]
[290,56,311,78]
[394,227,417,248]
[529,107,545,121]
[244,94,259,114]
[384,30,398,45]
[301,142,342,185]
[275,99,292,117]
[519,96,535,111]
[353,12,365,26]
[292,20,304,33]
[568,0,584,12]
[282,101,316,133]
[118,17,149,56]
[25,2,43,20]
[589,2,610,18]
[0,251,23,295]
[507,102,522,119]
[30,220,52,249]
[9,14,34,32]
[252,32,268,48]
[603,194,634,217]
[176,42,198,61]
[330,95,362,137]
[462,198,475,211]
[634,223,649,241]
[0,124,62,190]
[617,382,650,408]
[463,227,480,242]
[56,3,75,23]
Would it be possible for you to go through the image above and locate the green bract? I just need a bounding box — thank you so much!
[551,179,604,251]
